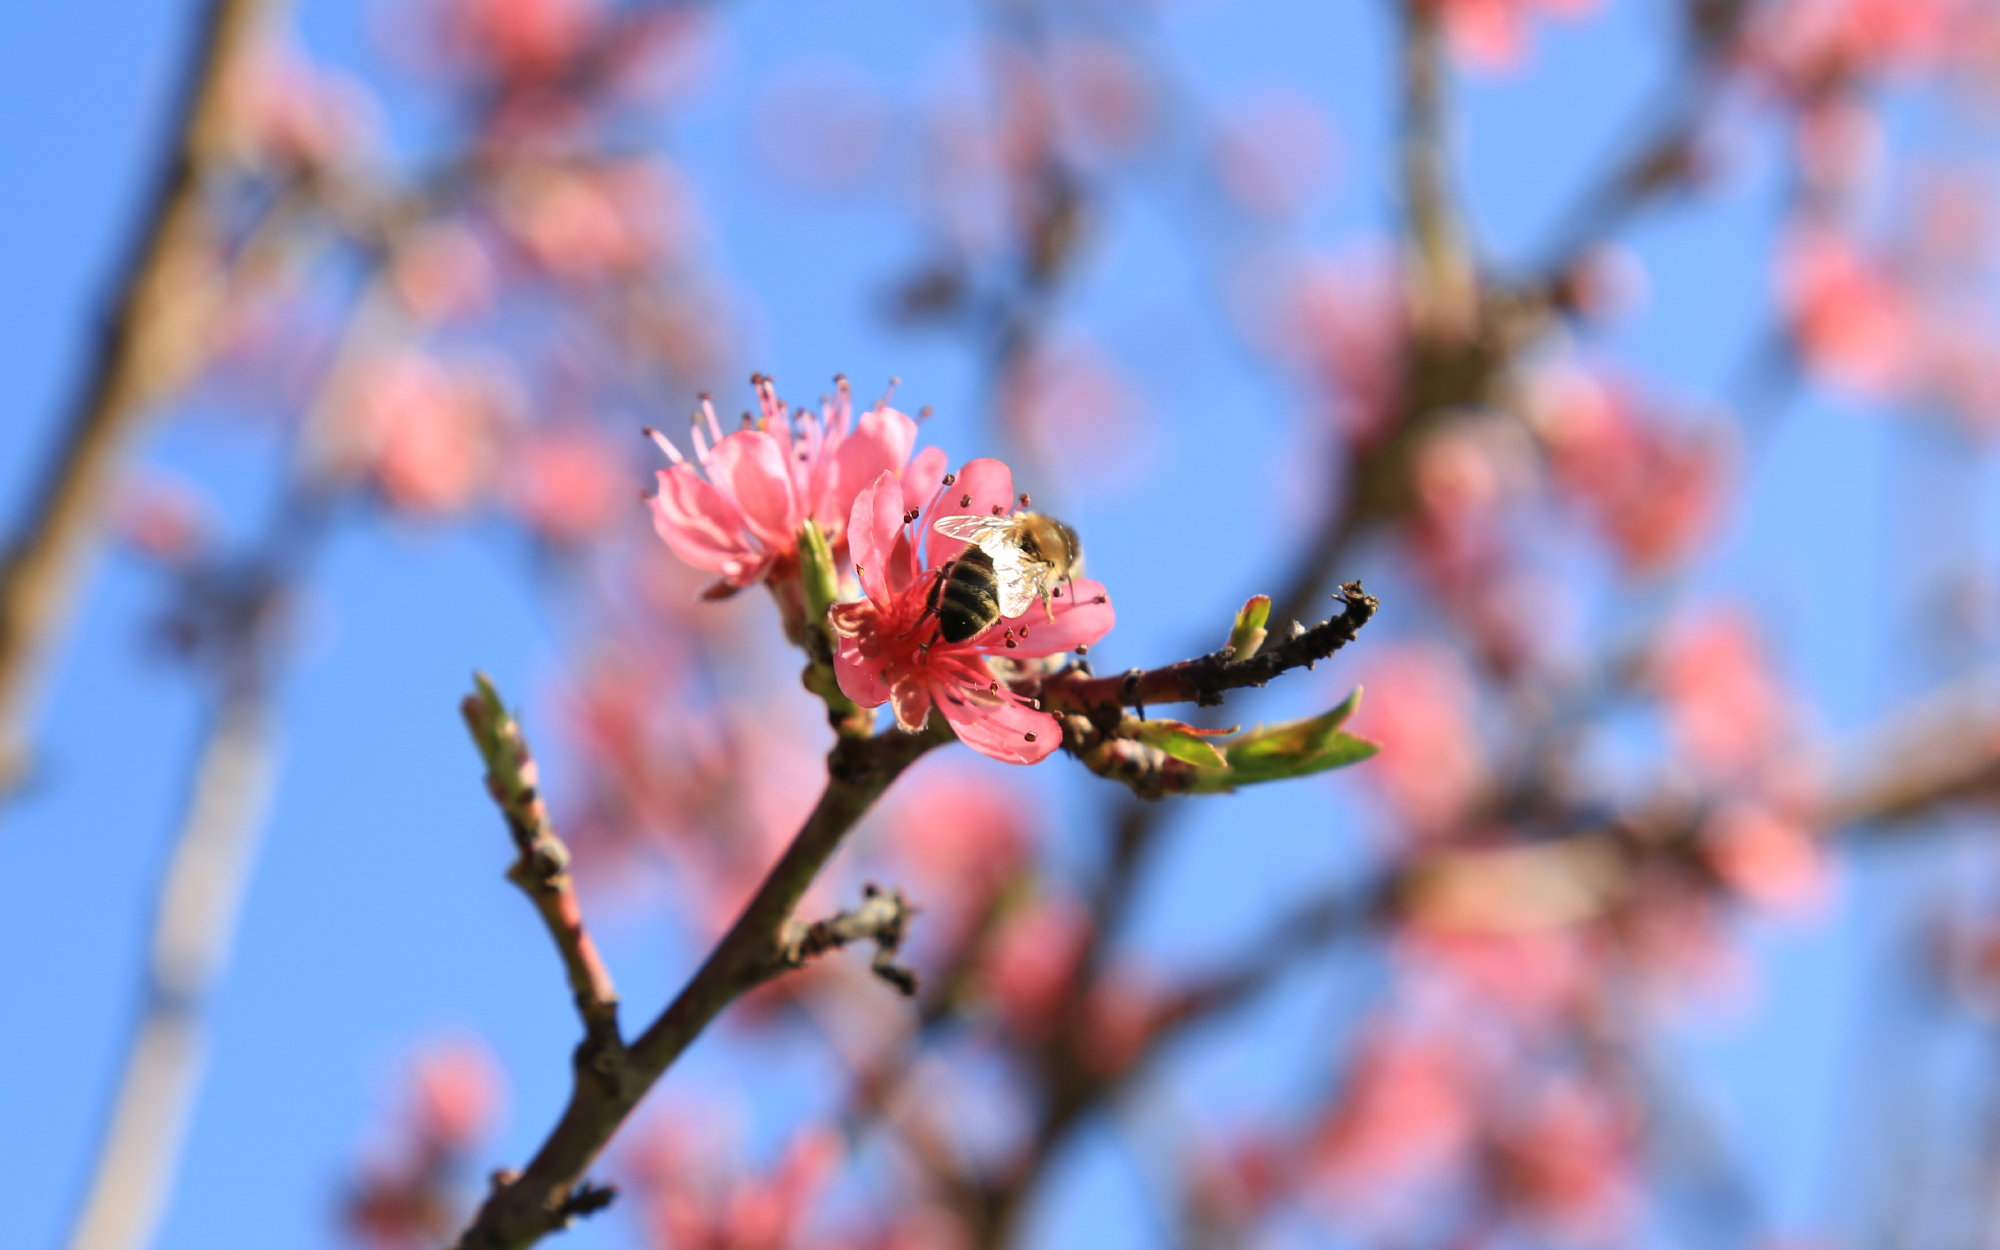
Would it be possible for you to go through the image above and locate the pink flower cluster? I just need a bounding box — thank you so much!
[648,376,924,596]
[829,457,1114,763]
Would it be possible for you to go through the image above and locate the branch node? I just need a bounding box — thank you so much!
[556,1181,617,1227]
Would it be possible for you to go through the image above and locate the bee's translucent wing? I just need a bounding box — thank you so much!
[932,514,1015,546]
[990,544,1049,619]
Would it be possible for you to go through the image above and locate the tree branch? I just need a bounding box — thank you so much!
[0,0,271,797]
[1042,582,1378,720]
[449,694,951,1250]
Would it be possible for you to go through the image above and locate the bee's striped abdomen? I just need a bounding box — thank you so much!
[928,547,1001,643]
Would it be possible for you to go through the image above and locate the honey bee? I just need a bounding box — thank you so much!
[925,509,1084,644]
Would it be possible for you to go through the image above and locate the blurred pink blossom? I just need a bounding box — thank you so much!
[1044,36,1155,166]
[498,160,684,282]
[880,761,1037,938]
[1312,1023,1480,1193]
[1654,607,1792,778]
[1779,223,1913,395]
[1348,643,1487,838]
[1745,0,1952,94]
[406,1037,506,1153]
[625,1118,841,1250]
[510,425,629,543]
[225,39,377,170]
[431,0,601,84]
[1429,0,1601,72]
[390,223,496,323]
[1231,252,1404,443]
[1701,802,1831,916]
[115,472,211,566]
[997,337,1156,492]
[1528,367,1727,573]
[1398,922,1594,1028]
[334,351,514,514]
[1211,89,1337,220]
[980,893,1091,1042]
[830,459,1114,764]
[1489,1075,1637,1236]
[752,58,889,194]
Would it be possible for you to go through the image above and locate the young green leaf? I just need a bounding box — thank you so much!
[1227,594,1272,662]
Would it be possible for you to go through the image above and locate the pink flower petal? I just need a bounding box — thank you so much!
[848,470,906,606]
[926,457,1016,567]
[992,578,1115,658]
[650,467,753,576]
[833,634,893,708]
[938,680,1061,764]
[900,446,949,513]
[891,679,933,733]
[817,407,919,534]
[706,429,801,549]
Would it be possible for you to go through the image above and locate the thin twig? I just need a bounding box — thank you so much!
[462,677,623,1055]
[777,884,922,996]
[1042,582,1379,720]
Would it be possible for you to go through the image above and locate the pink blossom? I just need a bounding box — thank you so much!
[996,336,1156,494]
[115,472,211,566]
[1778,223,1913,394]
[1348,643,1487,838]
[225,39,377,171]
[1430,0,1601,72]
[1489,1076,1637,1236]
[433,0,600,84]
[648,376,927,596]
[1312,1023,1481,1193]
[1654,608,1792,778]
[406,1038,505,1153]
[980,894,1091,1041]
[334,351,512,514]
[390,222,495,323]
[1701,802,1831,916]
[1211,89,1337,220]
[497,159,683,282]
[1745,0,1952,94]
[1528,367,1728,574]
[753,58,889,195]
[624,1118,840,1250]
[828,457,1115,764]
[881,761,1037,937]
[1398,922,1594,1030]
[510,426,629,543]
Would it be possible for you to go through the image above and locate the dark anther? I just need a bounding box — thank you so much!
[1093,595,1107,604]
[1053,586,1062,597]
[943,472,957,485]
[1005,638,1018,649]
[959,494,971,507]
[1024,732,1038,742]
[1019,492,1031,507]
[1076,643,1089,655]
[991,504,1004,515]
[873,963,920,996]
[989,681,999,692]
